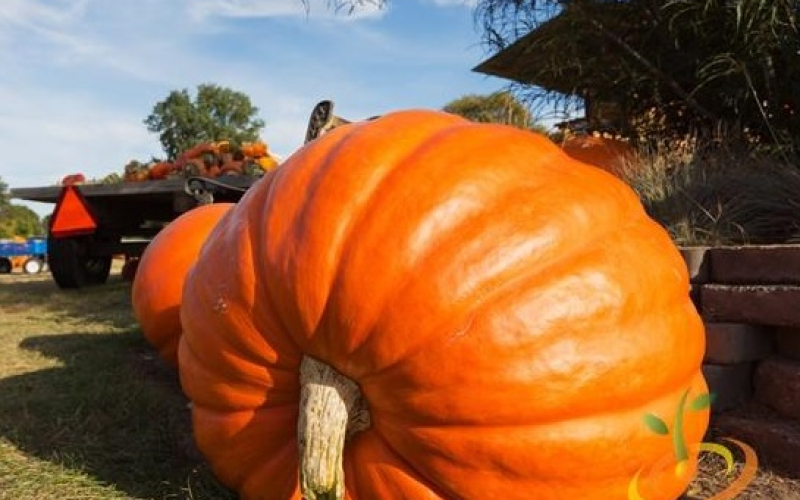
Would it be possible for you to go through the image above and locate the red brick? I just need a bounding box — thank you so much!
[689,284,702,311]
[754,358,800,420]
[710,244,800,284]
[713,413,800,478]
[704,323,774,364]
[701,285,800,327]
[702,362,753,412]
[774,327,800,361]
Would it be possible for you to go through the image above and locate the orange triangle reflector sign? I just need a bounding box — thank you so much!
[50,186,97,238]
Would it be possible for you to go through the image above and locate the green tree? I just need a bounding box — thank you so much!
[0,178,44,238]
[0,177,11,232]
[444,91,548,132]
[144,83,265,160]
[0,177,9,208]
[0,205,44,238]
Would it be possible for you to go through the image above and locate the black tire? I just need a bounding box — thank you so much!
[22,257,43,274]
[47,235,113,289]
[0,258,11,274]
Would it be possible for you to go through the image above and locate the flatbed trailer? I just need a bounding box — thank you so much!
[9,99,353,290]
[11,175,263,289]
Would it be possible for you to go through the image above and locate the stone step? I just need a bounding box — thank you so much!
[701,285,800,327]
[774,327,800,361]
[709,245,800,285]
[754,357,800,420]
[704,323,774,365]
[712,402,800,479]
[702,362,754,413]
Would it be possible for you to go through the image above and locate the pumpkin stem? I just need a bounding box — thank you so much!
[298,356,371,500]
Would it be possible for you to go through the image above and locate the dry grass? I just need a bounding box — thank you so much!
[3,268,800,499]
[685,439,800,499]
[0,268,235,500]
[619,131,800,247]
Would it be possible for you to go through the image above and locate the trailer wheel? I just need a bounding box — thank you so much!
[48,236,112,289]
[0,258,11,274]
[22,257,44,274]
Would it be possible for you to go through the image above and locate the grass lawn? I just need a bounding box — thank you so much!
[0,267,236,500]
[1,266,800,499]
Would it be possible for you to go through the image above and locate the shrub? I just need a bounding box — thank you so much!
[620,128,800,246]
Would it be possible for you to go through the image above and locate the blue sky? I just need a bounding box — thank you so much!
[0,0,533,216]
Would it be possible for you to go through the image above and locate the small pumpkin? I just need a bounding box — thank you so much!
[561,134,633,176]
[148,161,174,180]
[214,140,232,155]
[256,155,279,172]
[251,141,268,157]
[240,142,255,157]
[123,160,149,182]
[60,173,86,186]
[132,202,234,367]
[184,142,215,159]
[178,110,707,500]
[241,140,268,158]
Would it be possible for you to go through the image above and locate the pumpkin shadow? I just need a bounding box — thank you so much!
[0,331,236,499]
[0,272,136,331]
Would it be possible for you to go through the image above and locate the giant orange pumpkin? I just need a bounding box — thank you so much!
[178,110,708,500]
[132,202,234,367]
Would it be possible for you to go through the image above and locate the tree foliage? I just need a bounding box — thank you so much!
[0,177,44,238]
[331,0,799,153]
[0,177,8,208]
[444,91,533,128]
[473,0,799,151]
[144,83,265,160]
[301,0,384,14]
[443,91,551,135]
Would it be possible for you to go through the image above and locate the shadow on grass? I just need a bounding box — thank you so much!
[0,273,137,332]
[0,330,237,499]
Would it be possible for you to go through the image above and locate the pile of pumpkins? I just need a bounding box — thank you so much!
[131,110,709,500]
[122,139,281,182]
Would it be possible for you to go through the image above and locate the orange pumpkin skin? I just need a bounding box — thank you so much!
[561,135,634,176]
[148,161,174,180]
[132,202,234,367]
[178,110,708,500]
[60,173,86,186]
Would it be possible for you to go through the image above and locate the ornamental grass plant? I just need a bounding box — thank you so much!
[619,128,800,247]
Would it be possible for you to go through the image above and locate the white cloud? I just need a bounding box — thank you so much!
[0,83,157,183]
[0,0,505,219]
[0,0,89,27]
[0,0,103,63]
[424,0,478,7]
[188,0,386,23]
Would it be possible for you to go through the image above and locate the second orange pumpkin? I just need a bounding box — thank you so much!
[132,202,234,367]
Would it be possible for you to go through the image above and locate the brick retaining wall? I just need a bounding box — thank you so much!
[680,245,800,477]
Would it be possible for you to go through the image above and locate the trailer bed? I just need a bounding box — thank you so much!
[10,175,263,289]
[12,176,260,204]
